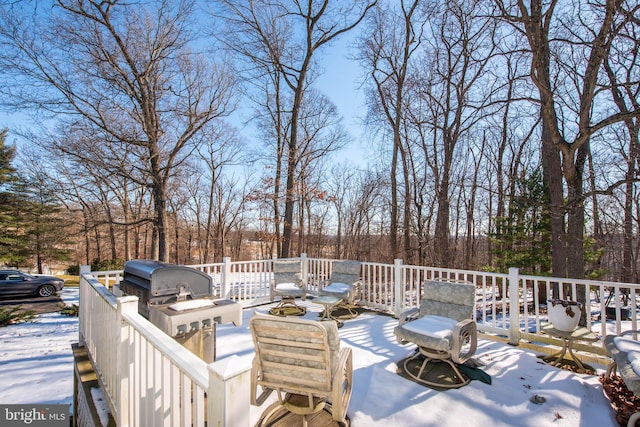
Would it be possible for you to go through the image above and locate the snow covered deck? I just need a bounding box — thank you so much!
[78,257,640,426]
[219,299,616,427]
[0,285,623,426]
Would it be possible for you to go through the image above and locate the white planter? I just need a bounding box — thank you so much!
[547,299,582,332]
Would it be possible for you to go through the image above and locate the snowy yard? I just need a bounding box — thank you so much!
[0,288,79,408]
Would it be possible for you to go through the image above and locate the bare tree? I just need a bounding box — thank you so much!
[218,0,376,257]
[357,0,425,261]
[416,1,499,267]
[0,0,236,261]
[294,89,348,252]
[194,122,243,262]
[494,0,640,284]
[602,15,640,283]
[335,166,386,260]
[326,164,353,258]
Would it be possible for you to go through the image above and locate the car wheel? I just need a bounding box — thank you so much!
[37,285,56,297]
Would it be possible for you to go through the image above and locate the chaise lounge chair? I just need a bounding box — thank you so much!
[604,330,640,426]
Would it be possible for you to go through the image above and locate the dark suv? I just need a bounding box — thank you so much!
[0,270,65,298]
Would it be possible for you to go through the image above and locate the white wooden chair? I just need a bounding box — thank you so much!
[317,260,362,319]
[394,279,477,389]
[269,260,306,316]
[250,314,353,426]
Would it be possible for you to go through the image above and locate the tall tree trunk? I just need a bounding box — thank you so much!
[281,134,299,258]
[389,142,399,258]
[435,167,451,267]
[402,143,412,262]
[622,138,639,282]
[566,141,588,284]
[152,186,167,262]
[541,118,566,282]
[123,189,131,261]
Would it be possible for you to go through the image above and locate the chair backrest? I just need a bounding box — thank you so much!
[420,279,476,322]
[330,260,361,285]
[250,314,340,395]
[272,260,302,285]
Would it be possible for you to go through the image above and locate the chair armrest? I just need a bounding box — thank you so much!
[451,319,477,364]
[298,278,306,300]
[332,347,353,424]
[352,280,362,302]
[334,347,352,385]
[617,330,640,338]
[319,279,330,291]
[251,356,273,406]
[397,308,420,328]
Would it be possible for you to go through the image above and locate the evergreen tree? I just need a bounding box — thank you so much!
[19,174,73,272]
[0,129,30,265]
[0,129,72,270]
[490,168,552,276]
[0,129,14,186]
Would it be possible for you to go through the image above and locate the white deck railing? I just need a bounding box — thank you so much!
[90,256,640,352]
[79,267,250,427]
[83,256,640,425]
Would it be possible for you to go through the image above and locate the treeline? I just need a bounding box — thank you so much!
[0,1,638,282]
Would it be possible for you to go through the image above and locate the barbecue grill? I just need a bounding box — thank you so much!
[118,259,241,362]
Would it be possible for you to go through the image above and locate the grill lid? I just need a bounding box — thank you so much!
[122,259,212,299]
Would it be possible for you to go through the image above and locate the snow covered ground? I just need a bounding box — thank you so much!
[0,287,622,426]
[0,288,79,409]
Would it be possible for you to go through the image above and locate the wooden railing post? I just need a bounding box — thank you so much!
[116,295,139,427]
[207,355,251,427]
[222,257,232,299]
[508,267,521,346]
[394,259,404,316]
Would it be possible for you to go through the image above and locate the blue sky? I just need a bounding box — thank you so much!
[316,36,367,140]
[315,34,373,166]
